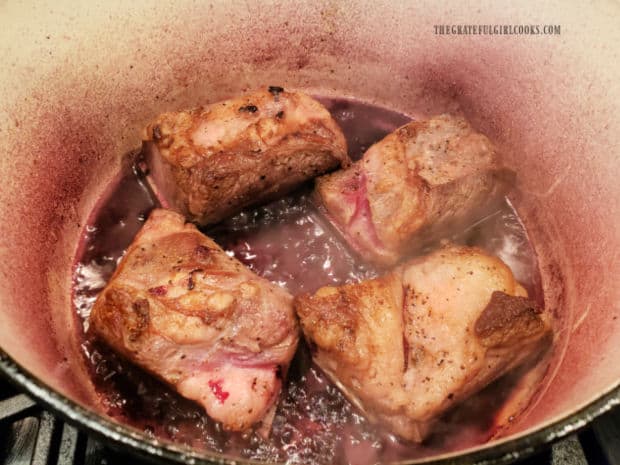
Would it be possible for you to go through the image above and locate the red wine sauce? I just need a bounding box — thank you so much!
[72,98,544,464]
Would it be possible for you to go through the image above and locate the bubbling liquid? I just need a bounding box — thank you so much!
[73,97,544,464]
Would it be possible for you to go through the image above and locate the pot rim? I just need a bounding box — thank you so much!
[1,349,618,465]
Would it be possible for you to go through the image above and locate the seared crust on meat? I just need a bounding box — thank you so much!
[296,274,406,416]
[295,244,551,442]
[143,88,349,225]
[475,291,547,348]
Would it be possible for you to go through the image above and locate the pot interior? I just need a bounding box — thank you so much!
[0,1,619,463]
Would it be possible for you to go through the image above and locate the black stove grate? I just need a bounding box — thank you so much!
[0,379,618,465]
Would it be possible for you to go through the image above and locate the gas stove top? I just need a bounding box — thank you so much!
[1,379,618,465]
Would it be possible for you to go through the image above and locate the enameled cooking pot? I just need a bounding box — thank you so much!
[0,1,619,463]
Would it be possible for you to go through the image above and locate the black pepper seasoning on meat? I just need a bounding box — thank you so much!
[152,125,162,140]
[402,335,409,372]
[268,85,284,98]
[187,268,204,291]
[239,105,258,113]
